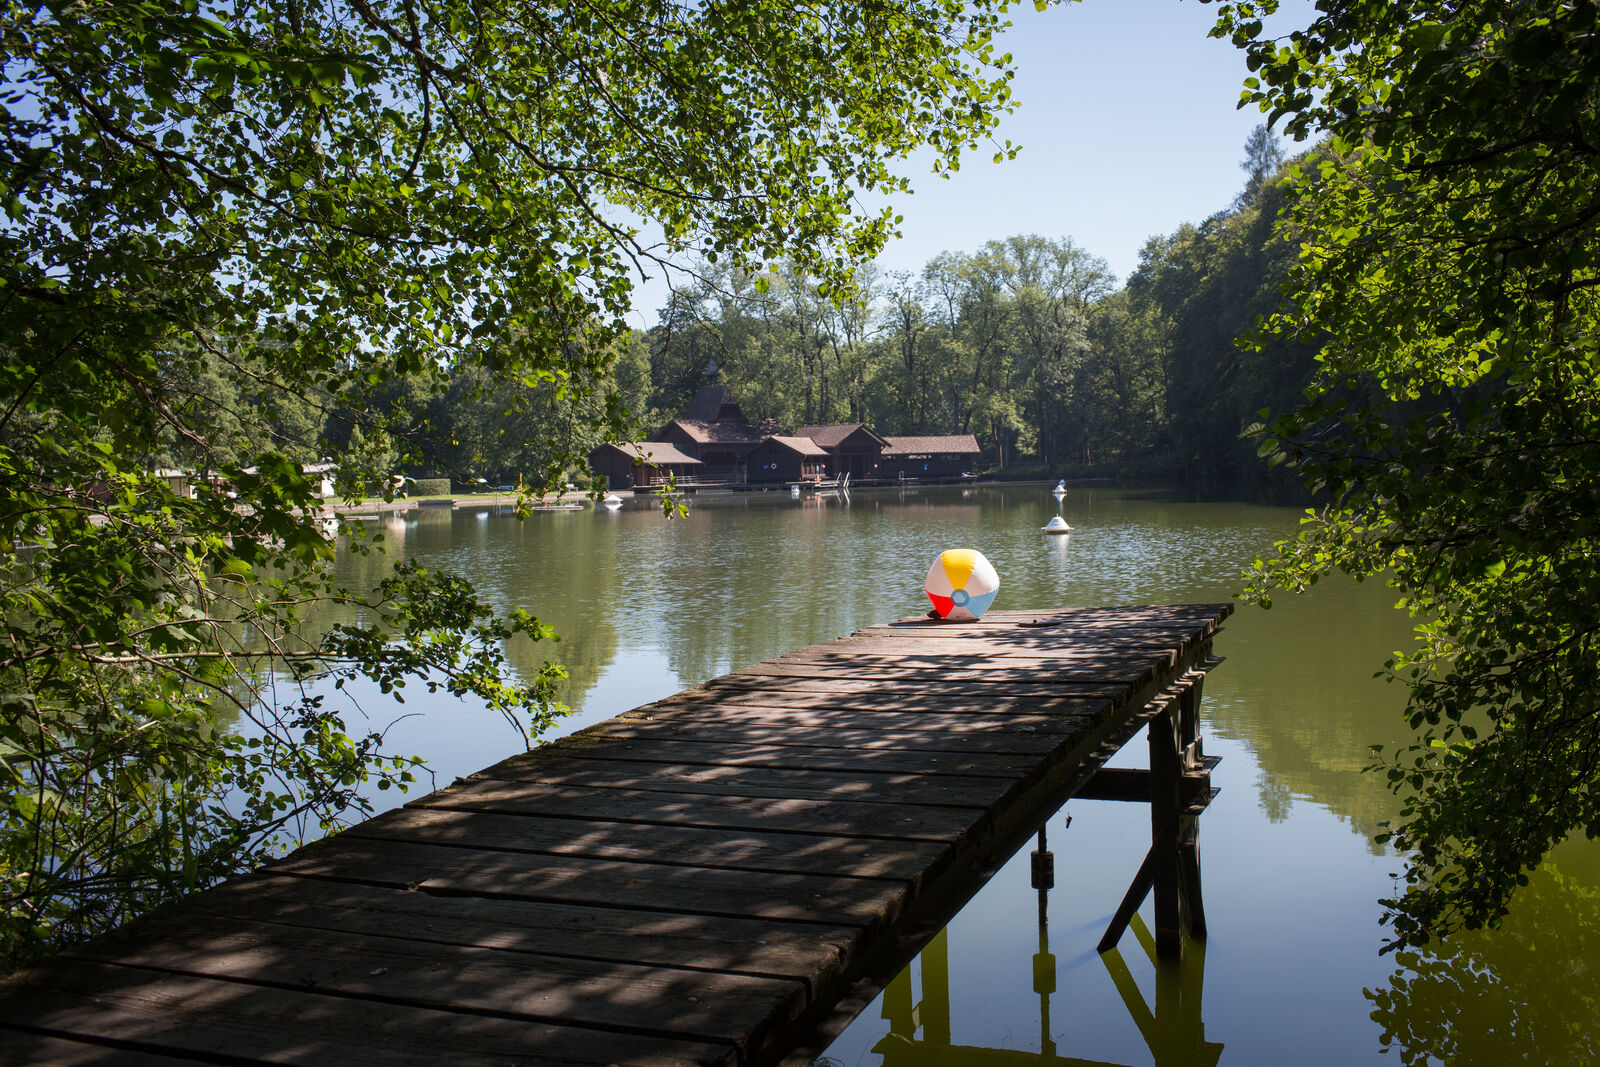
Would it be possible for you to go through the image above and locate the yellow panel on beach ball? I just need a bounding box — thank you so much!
[924,549,1000,621]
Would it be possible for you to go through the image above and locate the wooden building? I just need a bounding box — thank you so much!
[795,423,890,480]
[655,417,765,472]
[880,435,983,479]
[587,442,702,490]
[655,368,767,478]
[153,468,195,498]
[745,435,829,484]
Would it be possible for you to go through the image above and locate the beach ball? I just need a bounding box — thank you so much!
[924,548,1000,621]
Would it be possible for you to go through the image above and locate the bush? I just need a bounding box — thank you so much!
[410,478,451,497]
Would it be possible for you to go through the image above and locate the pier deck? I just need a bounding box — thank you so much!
[0,604,1231,1066]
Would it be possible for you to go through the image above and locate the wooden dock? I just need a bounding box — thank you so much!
[0,603,1231,1066]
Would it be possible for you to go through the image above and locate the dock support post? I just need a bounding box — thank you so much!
[1094,664,1218,958]
[1149,700,1189,956]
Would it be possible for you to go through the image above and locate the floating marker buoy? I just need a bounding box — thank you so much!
[1043,516,1071,535]
[602,493,623,509]
[1052,480,1067,497]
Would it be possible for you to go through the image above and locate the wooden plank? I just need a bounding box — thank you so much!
[574,715,1079,754]
[467,755,1016,809]
[65,912,804,1054]
[651,689,1108,719]
[0,958,733,1066]
[1076,766,1153,802]
[1097,849,1156,955]
[266,835,915,929]
[343,804,949,882]
[726,660,1176,685]
[1076,766,1221,808]
[0,1032,196,1065]
[411,779,980,841]
[180,875,857,987]
[706,673,1131,699]
[522,736,1041,778]
[767,645,1193,667]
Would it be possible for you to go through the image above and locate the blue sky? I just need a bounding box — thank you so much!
[625,0,1315,327]
[872,0,1312,279]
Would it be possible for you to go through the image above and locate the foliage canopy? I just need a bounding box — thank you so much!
[0,0,1024,967]
[1216,0,1600,946]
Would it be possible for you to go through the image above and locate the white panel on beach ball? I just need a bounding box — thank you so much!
[924,549,1000,621]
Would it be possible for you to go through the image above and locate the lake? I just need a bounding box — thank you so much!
[328,484,1600,1066]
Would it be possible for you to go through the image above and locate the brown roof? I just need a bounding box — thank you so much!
[795,423,887,449]
[663,418,765,445]
[759,435,829,457]
[882,434,982,455]
[680,382,746,423]
[594,442,702,465]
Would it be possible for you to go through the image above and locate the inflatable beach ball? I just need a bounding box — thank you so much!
[924,549,1000,621]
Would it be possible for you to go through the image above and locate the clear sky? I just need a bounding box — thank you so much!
[625,0,1315,327]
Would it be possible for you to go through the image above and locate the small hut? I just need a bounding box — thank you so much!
[880,435,983,479]
[587,442,703,490]
[794,423,890,480]
[745,435,830,484]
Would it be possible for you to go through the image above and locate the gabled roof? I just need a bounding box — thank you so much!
[593,441,702,465]
[794,423,889,449]
[680,381,747,424]
[757,435,829,457]
[662,418,765,445]
[882,434,982,456]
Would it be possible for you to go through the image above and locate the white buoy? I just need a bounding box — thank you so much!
[1043,516,1071,535]
[1052,480,1067,496]
[791,484,801,498]
[602,493,623,509]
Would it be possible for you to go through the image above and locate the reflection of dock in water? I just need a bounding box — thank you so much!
[873,824,1223,1067]
[0,605,1229,1065]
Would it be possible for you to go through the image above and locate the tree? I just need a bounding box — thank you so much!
[1235,122,1286,209]
[974,235,1112,466]
[881,271,932,432]
[1077,289,1168,463]
[0,0,1024,968]
[1216,0,1600,947]
[1131,158,1315,487]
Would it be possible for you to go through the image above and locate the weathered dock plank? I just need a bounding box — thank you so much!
[1,958,734,1065]
[0,603,1231,1065]
[178,877,858,985]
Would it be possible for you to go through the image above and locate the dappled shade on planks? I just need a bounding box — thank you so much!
[0,604,1229,1065]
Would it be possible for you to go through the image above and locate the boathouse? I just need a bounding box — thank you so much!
[653,361,767,481]
[745,435,830,484]
[795,423,891,480]
[880,434,983,480]
[587,441,702,489]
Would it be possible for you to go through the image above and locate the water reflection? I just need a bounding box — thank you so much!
[847,848,1223,1067]
[1367,862,1600,1066]
[1099,920,1222,1067]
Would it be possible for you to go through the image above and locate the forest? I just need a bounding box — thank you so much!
[151,130,1320,494]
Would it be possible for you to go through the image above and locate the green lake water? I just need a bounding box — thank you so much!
[328,485,1600,1066]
